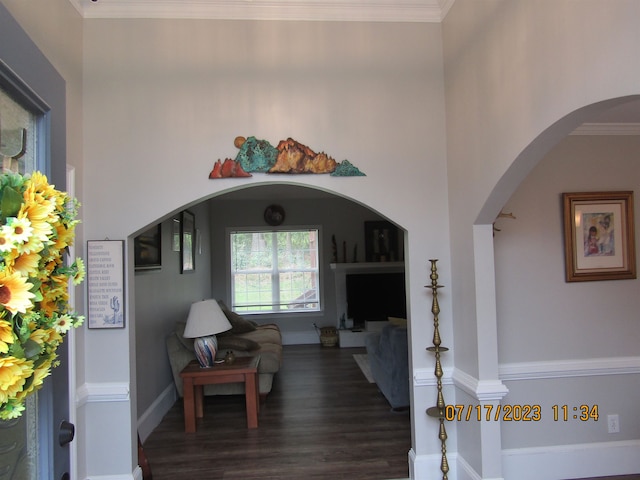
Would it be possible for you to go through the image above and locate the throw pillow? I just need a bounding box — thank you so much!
[175,321,195,351]
[217,335,260,352]
[388,316,408,327]
[218,301,258,335]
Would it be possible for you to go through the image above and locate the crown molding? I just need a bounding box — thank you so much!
[571,123,640,136]
[67,0,453,22]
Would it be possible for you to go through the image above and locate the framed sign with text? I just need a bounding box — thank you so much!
[87,240,125,328]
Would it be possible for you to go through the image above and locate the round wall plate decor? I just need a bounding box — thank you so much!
[264,204,285,226]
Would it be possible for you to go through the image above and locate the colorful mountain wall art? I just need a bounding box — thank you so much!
[209,136,366,179]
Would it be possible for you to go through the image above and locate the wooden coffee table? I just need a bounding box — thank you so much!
[180,356,260,432]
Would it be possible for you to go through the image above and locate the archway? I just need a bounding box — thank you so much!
[133,182,413,475]
[471,95,640,479]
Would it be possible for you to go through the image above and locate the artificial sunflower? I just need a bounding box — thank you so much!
[0,270,35,315]
[0,172,84,420]
[0,319,13,354]
[0,356,33,404]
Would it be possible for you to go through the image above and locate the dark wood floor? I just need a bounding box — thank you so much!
[142,344,639,480]
[142,345,411,480]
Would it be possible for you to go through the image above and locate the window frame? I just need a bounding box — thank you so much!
[227,225,323,316]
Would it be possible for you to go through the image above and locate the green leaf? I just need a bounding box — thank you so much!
[22,339,42,359]
[15,317,31,343]
[8,341,25,359]
[0,186,23,221]
[29,278,41,294]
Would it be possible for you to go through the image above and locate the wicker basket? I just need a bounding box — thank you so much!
[315,324,338,347]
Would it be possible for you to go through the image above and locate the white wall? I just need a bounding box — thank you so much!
[444,1,640,478]
[495,135,640,454]
[81,18,450,478]
[8,1,640,478]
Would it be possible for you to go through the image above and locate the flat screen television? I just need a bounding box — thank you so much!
[346,272,406,327]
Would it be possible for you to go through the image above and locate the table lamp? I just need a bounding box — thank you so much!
[183,299,232,367]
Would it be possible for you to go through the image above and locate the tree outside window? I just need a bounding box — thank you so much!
[230,229,320,314]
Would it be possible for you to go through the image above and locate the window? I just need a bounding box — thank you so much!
[230,228,320,314]
[0,84,38,174]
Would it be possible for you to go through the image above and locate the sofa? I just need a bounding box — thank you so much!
[166,305,283,399]
[364,322,409,410]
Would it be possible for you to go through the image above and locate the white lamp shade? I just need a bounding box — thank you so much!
[183,299,232,338]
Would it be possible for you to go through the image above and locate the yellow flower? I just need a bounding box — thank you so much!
[4,250,40,277]
[0,319,14,354]
[39,296,58,318]
[42,328,62,347]
[40,284,68,317]
[25,172,58,201]
[0,356,33,404]
[73,258,85,285]
[0,270,35,314]
[18,202,54,245]
[52,314,72,334]
[5,217,33,244]
[0,400,25,419]
[15,232,44,256]
[0,227,16,254]
[53,223,74,251]
[29,328,48,348]
[0,171,84,420]
[16,357,52,400]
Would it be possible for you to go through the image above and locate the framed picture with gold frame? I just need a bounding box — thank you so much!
[562,191,636,282]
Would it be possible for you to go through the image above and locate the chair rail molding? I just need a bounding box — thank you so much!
[451,368,509,402]
[76,381,130,407]
[499,355,640,381]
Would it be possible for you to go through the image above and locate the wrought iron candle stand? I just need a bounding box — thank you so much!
[425,259,449,479]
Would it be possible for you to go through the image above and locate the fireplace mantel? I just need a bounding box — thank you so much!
[329,261,404,274]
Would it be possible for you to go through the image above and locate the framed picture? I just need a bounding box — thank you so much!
[562,191,636,282]
[87,240,125,329]
[181,210,195,273]
[134,224,161,271]
[364,221,400,262]
[172,218,181,252]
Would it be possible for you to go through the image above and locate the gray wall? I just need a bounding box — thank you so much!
[134,201,213,423]
[494,135,640,453]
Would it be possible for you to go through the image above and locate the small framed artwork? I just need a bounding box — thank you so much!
[181,210,195,273]
[134,224,161,271]
[87,240,125,328]
[365,221,400,262]
[562,191,636,282]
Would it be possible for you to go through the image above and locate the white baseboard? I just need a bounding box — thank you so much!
[133,466,143,480]
[502,439,640,480]
[137,383,177,443]
[409,440,640,480]
[409,449,459,479]
[86,470,140,480]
